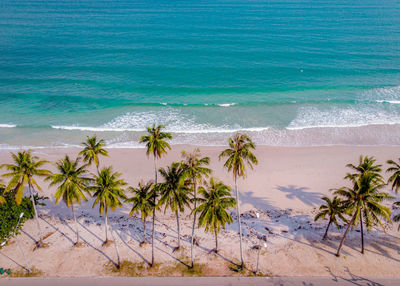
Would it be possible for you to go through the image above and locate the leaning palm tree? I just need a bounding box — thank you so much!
[314,196,347,240]
[140,124,172,266]
[90,167,127,244]
[1,150,51,246]
[180,148,211,267]
[334,171,392,256]
[159,162,190,250]
[79,135,108,173]
[219,133,258,267]
[387,158,400,230]
[46,155,92,245]
[194,177,236,253]
[125,181,154,245]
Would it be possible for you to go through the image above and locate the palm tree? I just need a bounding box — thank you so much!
[125,181,154,244]
[1,150,50,246]
[46,155,92,245]
[79,135,109,173]
[334,171,392,256]
[139,124,172,266]
[90,167,126,268]
[314,196,347,240]
[180,148,212,267]
[386,158,400,230]
[194,177,236,253]
[91,167,127,244]
[0,180,6,205]
[219,133,258,267]
[159,163,190,250]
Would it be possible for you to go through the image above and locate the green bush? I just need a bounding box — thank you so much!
[0,194,37,244]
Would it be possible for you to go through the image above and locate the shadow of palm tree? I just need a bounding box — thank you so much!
[0,251,26,270]
[276,185,322,206]
[326,266,384,286]
[59,217,119,268]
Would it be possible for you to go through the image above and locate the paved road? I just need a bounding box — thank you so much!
[0,277,397,286]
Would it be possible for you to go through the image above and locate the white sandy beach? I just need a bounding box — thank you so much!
[0,145,399,277]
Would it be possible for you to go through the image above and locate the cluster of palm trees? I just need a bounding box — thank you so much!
[315,156,400,256]
[0,124,258,270]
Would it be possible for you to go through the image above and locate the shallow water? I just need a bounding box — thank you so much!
[1,0,400,147]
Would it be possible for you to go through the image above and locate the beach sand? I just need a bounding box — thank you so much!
[0,145,399,277]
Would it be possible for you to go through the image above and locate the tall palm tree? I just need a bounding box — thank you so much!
[180,148,212,267]
[386,158,400,230]
[194,177,236,253]
[91,167,127,243]
[125,181,154,244]
[314,196,347,240]
[90,167,126,268]
[1,150,50,246]
[219,133,258,267]
[46,155,92,244]
[334,172,392,256]
[140,124,172,266]
[79,135,109,173]
[159,163,190,250]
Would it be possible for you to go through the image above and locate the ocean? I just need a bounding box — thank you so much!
[1,0,400,148]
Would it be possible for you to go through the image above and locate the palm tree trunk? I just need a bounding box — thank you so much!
[72,203,80,244]
[109,222,120,268]
[104,211,109,243]
[190,181,197,268]
[143,217,147,243]
[29,181,43,246]
[234,177,244,268]
[151,156,157,266]
[323,219,332,240]
[336,212,357,257]
[176,210,180,249]
[360,211,364,254]
[215,228,218,253]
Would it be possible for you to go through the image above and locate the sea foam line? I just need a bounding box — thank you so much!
[51,125,269,133]
[0,124,17,128]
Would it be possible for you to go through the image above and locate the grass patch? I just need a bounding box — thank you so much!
[9,267,43,277]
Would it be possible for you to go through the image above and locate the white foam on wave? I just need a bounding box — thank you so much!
[51,109,268,134]
[376,100,400,104]
[363,85,400,104]
[218,103,236,107]
[0,124,17,128]
[287,105,400,130]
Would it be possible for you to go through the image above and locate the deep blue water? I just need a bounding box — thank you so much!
[0,0,400,147]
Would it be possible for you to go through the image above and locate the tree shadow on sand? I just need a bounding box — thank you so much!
[326,266,384,286]
[276,185,322,206]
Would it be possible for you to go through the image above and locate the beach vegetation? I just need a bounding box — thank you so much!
[386,158,400,230]
[194,177,236,253]
[1,150,51,246]
[180,148,211,268]
[334,156,392,256]
[79,135,108,174]
[140,124,172,266]
[314,196,347,240]
[125,181,154,244]
[219,133,258,268]
[46,155,92,245]
[158,162,190,250]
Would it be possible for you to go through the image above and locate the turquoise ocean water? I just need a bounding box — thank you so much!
[0,0,400,147]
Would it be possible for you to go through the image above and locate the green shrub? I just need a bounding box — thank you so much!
[0,194,46,244]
